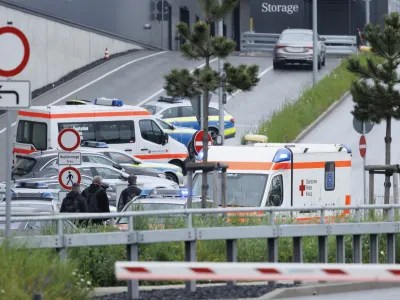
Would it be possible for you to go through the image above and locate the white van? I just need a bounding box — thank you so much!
[14,99,189,170]
[192,143,352,221]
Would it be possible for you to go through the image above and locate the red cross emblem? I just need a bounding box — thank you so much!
[299,180,306,196]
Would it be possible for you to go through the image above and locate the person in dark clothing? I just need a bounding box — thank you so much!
[60,183,88,213]
[118,175,142,212]
[81,176,110,225]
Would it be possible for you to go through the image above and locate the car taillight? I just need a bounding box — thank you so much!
[305,46,313,49]
[275,45,286,49]
[230,118,235,123]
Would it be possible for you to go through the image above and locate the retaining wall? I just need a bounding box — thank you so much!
[0,4,143,90]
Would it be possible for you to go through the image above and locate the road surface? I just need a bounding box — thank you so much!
[0,50,340,181]
[277,287,400,300]
[300,95,400,204]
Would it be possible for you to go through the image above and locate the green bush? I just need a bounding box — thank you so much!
[250,53,380,143]
[0,242,92,300]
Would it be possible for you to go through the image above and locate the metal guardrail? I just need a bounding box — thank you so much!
[240,31,358,55]
[1,204,399,299]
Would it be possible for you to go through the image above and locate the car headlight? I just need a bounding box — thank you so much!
[158,173,166,178]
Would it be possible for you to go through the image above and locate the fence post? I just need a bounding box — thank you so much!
[336,235,345,263]
[185,212,196,292]
[187,170,193,208]
[292,237,302,285]
[226,239,237,286]
[221,169,227,208]
[56,219,67,261]
[353,208,362,263]
[267,211,277,287]
[387,206,396,264]
[318,208,328,264]
[127,216,139,299]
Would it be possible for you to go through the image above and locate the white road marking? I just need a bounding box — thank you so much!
[0,53,217,134]
[137,58,218,106]
[226,66,273,102]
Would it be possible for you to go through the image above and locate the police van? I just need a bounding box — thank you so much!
[14,98,189,171]
[192,143,352,221]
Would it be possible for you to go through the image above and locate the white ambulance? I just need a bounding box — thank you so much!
[13,98,189,170]
[192,143,352,220]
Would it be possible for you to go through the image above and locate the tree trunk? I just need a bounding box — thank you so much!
[384,117,392,205]
[201,57,211,208]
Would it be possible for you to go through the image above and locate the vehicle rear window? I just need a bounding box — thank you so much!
[142,105,162,115]
[16,121,47,150]
[281,33,312,42]
[12,157,36,175]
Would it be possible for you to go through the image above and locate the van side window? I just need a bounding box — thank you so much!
[325,162,335,191]
[161,107,179,119]
[139,120,163,144]
[96,121,135,144]
[267,175,283,207]
[58,121,135,144]
[17,121,47,150]
[181,106,195,117]
[58,122,95,141]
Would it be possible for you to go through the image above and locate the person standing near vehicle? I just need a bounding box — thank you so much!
[81,176,110,225]
[118,175,142,212]
[60,183,88,213]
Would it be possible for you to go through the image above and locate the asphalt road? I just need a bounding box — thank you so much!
[223,56,341,145]
[278,287,400,300]
[0,50,340,181]
[299,95,400,205]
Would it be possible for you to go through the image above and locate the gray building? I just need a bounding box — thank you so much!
[2,0,397,50]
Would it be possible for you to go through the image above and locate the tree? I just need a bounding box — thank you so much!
[163,0,260,206]
[346,12,400,205]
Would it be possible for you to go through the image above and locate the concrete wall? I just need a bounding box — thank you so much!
[5,0,235,51]
[0,4,142,90]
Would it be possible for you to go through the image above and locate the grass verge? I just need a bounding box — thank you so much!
[0,242,92,299]
[250,53,376,143]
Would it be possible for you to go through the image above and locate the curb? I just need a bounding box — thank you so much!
[292,91,350,143]
[258,282,400,299]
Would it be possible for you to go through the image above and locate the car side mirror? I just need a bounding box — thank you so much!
[170,124,175,130]
[163,132,169,145]
[321,37,326,41]
[113,164,123,170]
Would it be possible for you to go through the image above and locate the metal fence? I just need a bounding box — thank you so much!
[240,31,358,55]
[0,204,399,299]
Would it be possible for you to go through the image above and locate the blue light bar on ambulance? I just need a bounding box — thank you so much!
[272,148,291,163]
[94,97,124,107]
[81,141,109,148]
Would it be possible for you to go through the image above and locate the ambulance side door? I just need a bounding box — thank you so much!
[136,117,168,160]
[265,172,285,209]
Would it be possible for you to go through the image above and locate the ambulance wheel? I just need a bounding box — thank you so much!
[165,172,179,184]
[208,128,218,145]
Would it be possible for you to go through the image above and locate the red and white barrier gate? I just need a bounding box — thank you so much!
[115,262,400,282]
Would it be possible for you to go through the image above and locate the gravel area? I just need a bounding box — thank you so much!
[93,283,295,300]
[0,48,140,116]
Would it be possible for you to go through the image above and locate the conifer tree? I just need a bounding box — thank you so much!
[347,12,400,205]
[163,0,259,205]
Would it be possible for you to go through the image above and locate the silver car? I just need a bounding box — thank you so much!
[273,29,326,70]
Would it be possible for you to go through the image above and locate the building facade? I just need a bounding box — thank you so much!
[3,0,395,51]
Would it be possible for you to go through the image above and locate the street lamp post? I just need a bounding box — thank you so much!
[312,0,318,86]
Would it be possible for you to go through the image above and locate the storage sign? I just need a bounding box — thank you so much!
[261,3,299,14]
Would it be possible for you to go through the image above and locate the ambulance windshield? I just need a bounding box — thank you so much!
[192,173,268,207]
